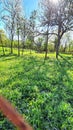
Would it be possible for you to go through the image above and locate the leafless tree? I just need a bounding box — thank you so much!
[38,0,57,59]
[19,17,26,55]
[1,0,23,55]
[55,0,73,58]
[39,0,73,59]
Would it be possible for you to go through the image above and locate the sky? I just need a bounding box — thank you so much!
[23,0,38,18]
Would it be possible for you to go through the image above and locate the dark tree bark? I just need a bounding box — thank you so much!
[10,34,14,54]
[56,38,60,59]
[18,28,20,56]
[10,15,15,54]
[56,20,61,59]
[45,29,48,59]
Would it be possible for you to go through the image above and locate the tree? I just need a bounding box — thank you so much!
[39,0,73,59]
[0,29,8,55]
[55,0,73,58]
[27,10,37,50]
[1,0,23,55]
[39,0,57,59]
[2,0,16,54]
[0,1,2,20]
[20,17,26,55]
[15,0,24,56]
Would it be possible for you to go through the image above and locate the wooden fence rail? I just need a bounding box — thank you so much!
[0,96,33,130]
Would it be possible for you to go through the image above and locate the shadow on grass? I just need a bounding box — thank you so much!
[0,54,18,61]
[59,54,73,67]
[0,55,73,130]
[53,59,73,104]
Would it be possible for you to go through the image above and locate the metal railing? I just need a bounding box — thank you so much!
[0,96,33,130]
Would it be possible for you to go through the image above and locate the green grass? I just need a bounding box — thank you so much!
[0,49,73,129]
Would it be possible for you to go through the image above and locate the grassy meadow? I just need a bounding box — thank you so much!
[0,48,73,129]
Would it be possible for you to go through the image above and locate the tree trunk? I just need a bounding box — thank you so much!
[17,18,20,56]
[11,38,13,54]
[18,29,20,56]
[45,29,48,60]
[56,41,60,59]
[56,24,61,59]
[10,22,14,54]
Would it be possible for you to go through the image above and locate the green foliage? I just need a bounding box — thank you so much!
[48,43,54,52]
[0,52,73,130]
[25,39,32,49]
[0,30,8,47]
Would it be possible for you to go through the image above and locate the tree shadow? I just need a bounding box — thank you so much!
[0,54,18,61]
[0,55,73,129]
